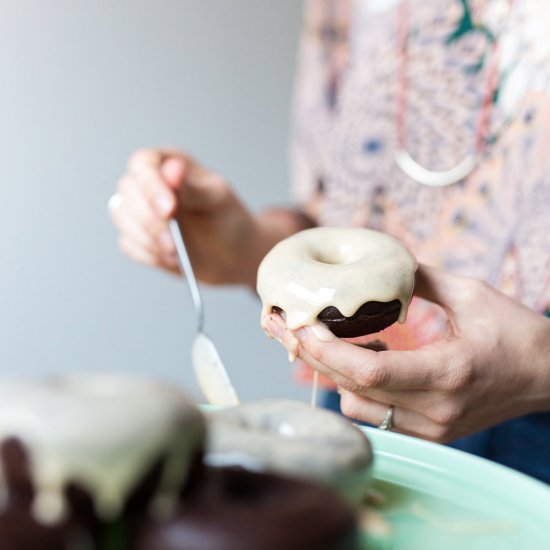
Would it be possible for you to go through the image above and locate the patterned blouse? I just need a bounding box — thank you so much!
[291,0,550,353]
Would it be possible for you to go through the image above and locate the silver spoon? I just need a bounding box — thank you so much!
[169,219,239,406]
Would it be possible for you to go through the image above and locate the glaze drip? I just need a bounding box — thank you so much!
[0,374,205,525]
[257,227,417,331]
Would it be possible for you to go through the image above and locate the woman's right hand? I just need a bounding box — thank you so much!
[110,148,261,286]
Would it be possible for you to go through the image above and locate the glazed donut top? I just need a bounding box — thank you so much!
[257,227,417,330]
[0,373,205,525]
[206,400,373,482]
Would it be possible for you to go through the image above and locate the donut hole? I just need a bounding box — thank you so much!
[312,253,341,265]
[311,243,365,266]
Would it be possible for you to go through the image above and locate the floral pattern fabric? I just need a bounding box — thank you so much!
[291,0,550,352]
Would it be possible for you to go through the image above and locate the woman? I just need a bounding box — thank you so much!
[109,0,550,482]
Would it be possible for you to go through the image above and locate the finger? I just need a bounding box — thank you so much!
[414,264,457,306]
[129,150,231,212]
[415,264,483,329]
[292,322,446,391]
[111,205,157,257]
[367,389,471,439]
[356,385,444,417]
[298,332,471,417]
[338,390,442,440]
[132,168,177,219]
[160,157,186,190]
[265,313,463,393]
[263,314,413,390]
[127,148,163,175]
[111,194,167,259]
[177,161,230,212]
[118,235,179,272]
[298,342,443,409]
[118,176,176,254]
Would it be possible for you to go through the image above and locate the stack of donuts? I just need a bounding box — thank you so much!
[0,373,372,550]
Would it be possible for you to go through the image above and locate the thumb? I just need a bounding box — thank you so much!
[177,163,230,212]
[160,157,186,190]
[414,263,462,313]
[414,263,477,328]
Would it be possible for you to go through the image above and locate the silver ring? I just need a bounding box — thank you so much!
[108,193,123,212]
[378,405,394,431]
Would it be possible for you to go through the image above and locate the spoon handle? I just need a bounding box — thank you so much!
[169,219,205,333]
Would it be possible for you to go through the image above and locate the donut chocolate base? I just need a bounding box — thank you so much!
[317,299,401,338]
[133,466,358,550]
[0,437,204,550]
[1,441,357,550]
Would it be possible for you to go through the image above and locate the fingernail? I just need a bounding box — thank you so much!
[310,322,334,342]
[265,317,284,340]
[158,230,174,251]
[155,195,173,215]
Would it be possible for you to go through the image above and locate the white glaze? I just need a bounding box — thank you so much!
[257,227,417,331]
[0,373,205,525]
[310,370,319,408]
[206,399,373,503]
[192,333,240,407]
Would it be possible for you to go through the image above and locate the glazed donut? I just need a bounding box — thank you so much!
[0,373,205,548]
[206,399,373,503]
[133,466,358,550]
[257,227,417,337]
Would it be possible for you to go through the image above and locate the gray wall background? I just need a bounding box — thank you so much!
[0,0,310,402]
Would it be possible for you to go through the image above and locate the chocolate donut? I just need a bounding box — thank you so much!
[133,466,358,550]
[258,227,417,338]
[0,437,207,550]
[0,374,206,549]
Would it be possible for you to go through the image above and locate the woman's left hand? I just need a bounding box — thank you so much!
[263,264,550,442]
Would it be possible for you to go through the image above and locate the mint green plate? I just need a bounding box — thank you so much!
[361,426,550,549]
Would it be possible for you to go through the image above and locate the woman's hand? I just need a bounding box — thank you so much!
[109,148,267,287]
[264,264,550,442]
